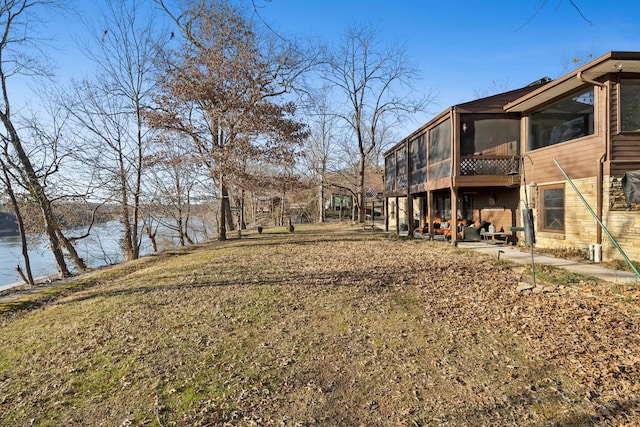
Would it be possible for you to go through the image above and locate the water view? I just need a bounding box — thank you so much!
[0,220,213,288]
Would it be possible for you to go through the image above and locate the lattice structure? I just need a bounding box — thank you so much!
[460,157,517,176]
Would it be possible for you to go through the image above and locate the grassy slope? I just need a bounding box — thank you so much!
[0,224,639,426]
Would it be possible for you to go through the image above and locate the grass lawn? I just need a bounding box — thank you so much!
[0,223,639,426]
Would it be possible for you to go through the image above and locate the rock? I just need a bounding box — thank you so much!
[516,282,535,292]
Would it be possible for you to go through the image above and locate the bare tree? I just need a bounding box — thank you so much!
[301,85,341,223]
[516,0,592,31]
[321,25,431,223]
[0,158,33,285]
[65,0,161,261]
[149,0,307,241]
[0,0,84,278]
[144,133,204,247]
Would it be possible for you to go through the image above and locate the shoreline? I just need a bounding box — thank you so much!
[0,274,59,293]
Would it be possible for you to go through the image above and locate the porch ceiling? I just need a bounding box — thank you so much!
[505,51,640,113]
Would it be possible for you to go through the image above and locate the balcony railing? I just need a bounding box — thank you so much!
[460,155,518,176]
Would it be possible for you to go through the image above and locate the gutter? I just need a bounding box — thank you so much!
[577,70,606,88]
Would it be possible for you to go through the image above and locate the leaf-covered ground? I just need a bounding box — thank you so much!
[0,224,639,426]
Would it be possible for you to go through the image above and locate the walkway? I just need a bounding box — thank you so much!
[458,241,639,285]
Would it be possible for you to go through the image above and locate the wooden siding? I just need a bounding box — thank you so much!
[525,135,603,182]
[611,79,619,134]
[610,159,640,177]
[611,136,640,160]
[609,76,640,176]
[455,174,516,188]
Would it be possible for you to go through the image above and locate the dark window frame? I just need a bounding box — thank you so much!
[620,79,640,132]
[540,184,565,233]
[528,87,595,150]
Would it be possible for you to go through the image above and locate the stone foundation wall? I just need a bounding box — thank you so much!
[530,176,640,263]
[602,176,640,261]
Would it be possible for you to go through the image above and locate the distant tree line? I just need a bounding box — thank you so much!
[0,0,427,284]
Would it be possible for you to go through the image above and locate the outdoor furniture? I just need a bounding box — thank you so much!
[460,220,490,241]
[461,225,482,241]
[481,230,508,244]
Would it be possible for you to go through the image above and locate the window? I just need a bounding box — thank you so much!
[541,185,564,232]
[620,79,640,132]
[528,88,594,150]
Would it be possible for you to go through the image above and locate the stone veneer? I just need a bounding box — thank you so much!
[527,176,640,263]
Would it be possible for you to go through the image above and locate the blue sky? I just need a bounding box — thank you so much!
[253,0,640,135]
[13,0,640,138]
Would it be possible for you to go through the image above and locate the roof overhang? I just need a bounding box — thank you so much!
[504,51,640,113]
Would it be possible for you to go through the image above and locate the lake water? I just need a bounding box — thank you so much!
[0,219,213,288]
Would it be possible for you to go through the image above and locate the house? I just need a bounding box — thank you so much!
[385,51,640,262]
[505,51,640,262]
[384,79,549,238]
[324,166,384,221]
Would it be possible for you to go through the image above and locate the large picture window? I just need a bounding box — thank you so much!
[528,88,594,150]
[620,79,640,132]
[541,185,564,232]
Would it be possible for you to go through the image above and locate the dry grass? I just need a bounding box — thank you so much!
[0,223,639,426]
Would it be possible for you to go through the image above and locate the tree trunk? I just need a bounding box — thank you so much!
[146,224,158,252]
[118,146,137,261]
[223,187,234,232]
[357,155,366,223]
[280,190,286,226]
[2,165,34,285]
[121,202,134,260]
[56,230,87,271]
[240,189,246,229]
[39,193,71,278]
[319,179,326,223]
[219,175,227,241]
[133,104,144,259]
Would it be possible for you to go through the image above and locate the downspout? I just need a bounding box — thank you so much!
[577,70,607,245]
[597,154,605,244]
